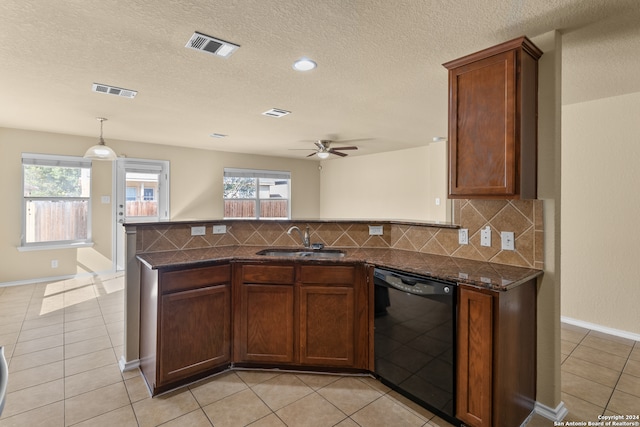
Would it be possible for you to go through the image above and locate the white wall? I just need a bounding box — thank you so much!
[319,143,449,222]
[562,91,640,335]
[0,128,320,283]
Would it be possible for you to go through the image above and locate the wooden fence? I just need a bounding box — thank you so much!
[25,200,88,242]
[224,200,288,218]
[126,201,158,217]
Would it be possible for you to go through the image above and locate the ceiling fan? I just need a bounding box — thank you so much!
[295,139,359,159]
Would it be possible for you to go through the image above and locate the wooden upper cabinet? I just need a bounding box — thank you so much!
[444,36,542,199]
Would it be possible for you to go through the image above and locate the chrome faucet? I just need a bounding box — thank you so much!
[287,225,310,248]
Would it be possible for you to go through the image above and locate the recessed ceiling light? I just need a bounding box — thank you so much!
[293,58,317,71]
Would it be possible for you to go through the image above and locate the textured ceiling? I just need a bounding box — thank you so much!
[1,0,639,159]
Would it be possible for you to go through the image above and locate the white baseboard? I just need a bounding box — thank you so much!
[0,269,118,288]
[562,316,640,342]
[119,356,140,372]
[535,401,568,422]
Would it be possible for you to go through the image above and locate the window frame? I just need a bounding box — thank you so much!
[223,168,291,219]
[19,153,93,251]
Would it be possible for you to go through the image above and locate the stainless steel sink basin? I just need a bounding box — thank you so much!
[256,248,345,259]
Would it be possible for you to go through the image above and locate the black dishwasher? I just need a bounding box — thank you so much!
[373,267,459,425]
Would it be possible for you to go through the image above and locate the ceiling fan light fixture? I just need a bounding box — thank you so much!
[84,117,117,161]
[293,58,317,71]
[317,152,330,159]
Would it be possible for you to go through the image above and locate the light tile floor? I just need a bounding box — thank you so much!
[0,273,637,426]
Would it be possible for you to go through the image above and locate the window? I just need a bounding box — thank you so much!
[22,153,92,248]
[223,168,291,219]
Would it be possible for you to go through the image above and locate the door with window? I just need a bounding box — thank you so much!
[115,159,169,270]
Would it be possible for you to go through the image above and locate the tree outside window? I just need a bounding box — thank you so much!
[22,154,92,246]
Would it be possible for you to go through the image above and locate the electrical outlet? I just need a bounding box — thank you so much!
[368,225,383,236]
[458,228,468,245]
[191,226,206,236]
[51,260,58,268]
[212,225,227,234]
[501,231,515,250]
[481,226,492,247]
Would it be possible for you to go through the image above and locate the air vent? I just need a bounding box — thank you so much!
[262,108,291,118]
[92,83,137,99]
[185,32,239,58]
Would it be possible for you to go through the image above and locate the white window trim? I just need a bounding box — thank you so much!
[20,153,93,249]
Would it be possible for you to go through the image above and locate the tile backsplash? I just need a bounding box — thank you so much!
[133,199,543,269]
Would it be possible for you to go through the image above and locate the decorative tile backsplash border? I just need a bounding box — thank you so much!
[133,199,543,269]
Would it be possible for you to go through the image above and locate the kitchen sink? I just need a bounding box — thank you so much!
[256,248,346,259]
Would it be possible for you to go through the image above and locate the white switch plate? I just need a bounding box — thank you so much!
[481,226,492,247]
[191,226,206,236]
[51,259,58,268]
[212,225,227,234]
[501,231,515,250]
[435,197,441,206]
[458,229,468,245]
[369,225,383,236]
[101,195,111,204]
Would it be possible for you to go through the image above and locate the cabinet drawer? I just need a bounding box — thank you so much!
[161,264,231,293]
[241,265,295,284]
[300,265,355,285]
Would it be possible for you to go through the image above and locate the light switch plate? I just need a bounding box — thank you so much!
[458,229,468,245]
[212,225,227,234]
[369,225,383,236]
[191,226,206,236]
[501,231,515,250]
[481,226,491,247]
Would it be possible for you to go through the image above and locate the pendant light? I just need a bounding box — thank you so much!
[84,117,117,160]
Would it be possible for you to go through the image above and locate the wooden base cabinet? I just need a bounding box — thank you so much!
[456,280,537,427]
[233,263,369,370]
[233,264,296,364]
[140,264,231,395]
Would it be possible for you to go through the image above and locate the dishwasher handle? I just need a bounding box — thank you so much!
[374,269,455,296]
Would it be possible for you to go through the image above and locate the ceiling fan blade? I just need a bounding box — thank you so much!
[331,138,371,144]
[314,141,325,150]
[306,152,317,157]
[329,149,348,157]
[332,146,358,150]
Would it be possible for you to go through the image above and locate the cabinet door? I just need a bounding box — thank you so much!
[448,50,517,197]
[457,287,493,427]
[299,286,355,366]
[158,284,231,385]
[236,283,295,363]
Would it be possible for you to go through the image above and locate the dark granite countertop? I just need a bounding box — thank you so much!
[136,246,542,291]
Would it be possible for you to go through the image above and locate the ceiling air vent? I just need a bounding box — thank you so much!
[262,108,291,118]
[185,32,239,58]
[92,83,137,99]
